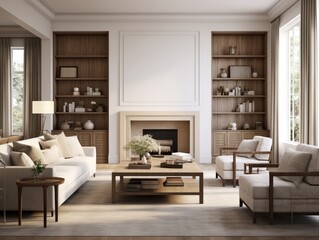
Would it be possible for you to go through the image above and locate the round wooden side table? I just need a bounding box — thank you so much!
[16,177,65,228]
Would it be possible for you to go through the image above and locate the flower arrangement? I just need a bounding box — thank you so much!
[124,134,158,159]
[32,160,46,181]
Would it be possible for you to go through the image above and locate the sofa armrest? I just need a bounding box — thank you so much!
[268,171,319,224]
[82,146,96,158]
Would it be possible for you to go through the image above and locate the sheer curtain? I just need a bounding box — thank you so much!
[270,17,280,163]
[0,38,11,137]
[24,38,41,138]
[300,0,318,145]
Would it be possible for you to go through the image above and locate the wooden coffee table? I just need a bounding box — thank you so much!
[112,158,204,204]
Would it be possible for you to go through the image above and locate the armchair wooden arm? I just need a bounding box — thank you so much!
[219,147,237,156]
[232,151,272,188]
[244,163,279,174]
[268,171,319,225]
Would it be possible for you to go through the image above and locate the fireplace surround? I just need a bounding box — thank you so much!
[120,111,199,161]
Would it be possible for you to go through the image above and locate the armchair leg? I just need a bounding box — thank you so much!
[239,198,243,207]
[253,213,257,223]
[215,172,218,179]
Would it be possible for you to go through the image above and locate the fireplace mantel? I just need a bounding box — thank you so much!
[120,111,199,161]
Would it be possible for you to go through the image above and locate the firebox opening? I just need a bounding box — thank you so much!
[143,129,178,155]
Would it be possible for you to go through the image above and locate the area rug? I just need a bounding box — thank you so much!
[1,169,319,237]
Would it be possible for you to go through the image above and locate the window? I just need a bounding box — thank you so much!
[11,47,24,135]
[279,16,301,143]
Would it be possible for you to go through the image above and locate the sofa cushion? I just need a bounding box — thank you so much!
[253,136,272,160]
[278,148,312,186]
[10,151,34,167]
[237,140,258,158]
[216,155,268,171]
[41,145,62,165]
[39,139,64,158]
[67,136,85,157]
[44,131,73,158]
[296,143,319,185]
[12,141,44,162]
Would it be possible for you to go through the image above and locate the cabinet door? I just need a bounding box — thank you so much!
[213,132,227,156]
[242,132,255,140]
[93,131,108,163]
[78,131,93,146]
[255,131,270,137]
[227,132,242,148]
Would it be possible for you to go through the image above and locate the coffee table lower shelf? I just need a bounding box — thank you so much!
[114,178,202,203]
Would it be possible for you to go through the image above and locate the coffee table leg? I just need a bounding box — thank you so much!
[43,186,48,228]
[54,185,59,222]
[199,173,204,204]
[18,186,22,226]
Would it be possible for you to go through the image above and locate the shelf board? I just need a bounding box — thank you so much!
[212,95,265,98]
[56,77,108,81]
[213,55,266,58]
[56,95,108,98]
[213,112,266,115]
[212,78,265,81]
[56,112,108,115]
[55,55,108,58]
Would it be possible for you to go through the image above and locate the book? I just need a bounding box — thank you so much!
[164,177,184,186]
[172,152,192,160]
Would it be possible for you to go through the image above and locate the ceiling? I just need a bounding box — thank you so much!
[0,0,298,26]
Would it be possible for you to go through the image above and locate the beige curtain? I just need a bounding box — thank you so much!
[0,38,11,137]
[300,0,318,145]
[24,38,41,138]
[270,17,280,163]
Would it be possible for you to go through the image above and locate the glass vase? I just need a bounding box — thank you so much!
[33,172,42,182]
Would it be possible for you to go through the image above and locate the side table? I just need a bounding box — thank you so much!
[16,177,65,228]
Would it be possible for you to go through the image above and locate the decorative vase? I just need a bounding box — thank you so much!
[252,69,258,78]
[33,172,42,182]
[220,68,228,78]
[84,120,94,130]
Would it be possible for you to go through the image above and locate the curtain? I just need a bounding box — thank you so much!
[0,38,11,137]
[270,17,280,163]
[300,0,318,145]
[24,38,41,138]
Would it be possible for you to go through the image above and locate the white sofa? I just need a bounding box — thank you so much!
[0,135,96,212]
[239,143,319,224]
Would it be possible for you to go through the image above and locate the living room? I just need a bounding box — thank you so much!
[1,0,319,239]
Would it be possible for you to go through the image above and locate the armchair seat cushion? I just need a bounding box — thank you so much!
[216,155,268,171]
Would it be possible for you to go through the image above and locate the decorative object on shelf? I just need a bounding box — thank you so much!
[236,101,254,113]
[229,46,237,55]
[123,134,159,160]
[243,122,250,130]
[32,161,46,182]
[93,88,101,96]
[74,122,82,130]
[220,68,228,78]
[230,65,252,78]
[60,66,78,78]
[224,88,229,95]
[63,102,67,112]
[252,69,258,78]
[256,122,263,130]
[217,86,225,95]
[227,123,237,130]
[96,104,104,112]
[68,102,75,112]
[90,101,97,111]
[73,87,80,96]
[60,121,70,130]
[83,120,94,130]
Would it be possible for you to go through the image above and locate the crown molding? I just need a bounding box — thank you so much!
[26,0,55,20]
[267,0,299,21]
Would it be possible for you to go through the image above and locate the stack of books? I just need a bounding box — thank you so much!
[125,178,159,191]
[163,177,184,187]
[172,152,192,161]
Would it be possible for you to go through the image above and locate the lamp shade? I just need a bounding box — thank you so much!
[32,101,54,114]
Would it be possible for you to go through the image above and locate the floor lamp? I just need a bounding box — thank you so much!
[32,101,54,136]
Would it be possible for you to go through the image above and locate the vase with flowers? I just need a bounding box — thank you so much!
[32,160,46,182]
[123,134,158,161]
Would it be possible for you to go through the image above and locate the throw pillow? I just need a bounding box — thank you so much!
[67,136,85,157]
[253,136,272,160]
[41,145,61,165]
[10,151,35,167]
[43,131,73,158]
[39,139,64,158]
[12,141,44,163]
[278,148,312,187]
[236,140,258,158]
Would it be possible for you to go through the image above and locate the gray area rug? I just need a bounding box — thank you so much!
[1,169,319,237]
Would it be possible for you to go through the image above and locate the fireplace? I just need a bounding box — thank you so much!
[143,129,178,155]
[120,111,199,161]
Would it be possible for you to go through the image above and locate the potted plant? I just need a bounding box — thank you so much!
[123,134,158,160]
[32,160,46,182]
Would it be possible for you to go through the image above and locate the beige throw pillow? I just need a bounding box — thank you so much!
[44,132,73,158]
[39,139,64,158]
[10,151,35,167]
[67,136,85,157]
[236,140,258,158]
[278,148,312,187]
[41,145,61,165]
[12,141,44,162]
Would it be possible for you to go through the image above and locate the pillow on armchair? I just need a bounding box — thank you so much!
[236,140,259,158]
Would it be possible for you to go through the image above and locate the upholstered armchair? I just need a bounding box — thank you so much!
[215,136,272,187]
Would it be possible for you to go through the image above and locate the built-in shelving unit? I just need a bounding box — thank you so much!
[53,32,109,163]
[211,32,269,158]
